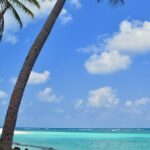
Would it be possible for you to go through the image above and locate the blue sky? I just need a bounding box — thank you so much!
[1,0,150,128]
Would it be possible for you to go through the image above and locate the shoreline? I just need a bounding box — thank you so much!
[0,128,31,135]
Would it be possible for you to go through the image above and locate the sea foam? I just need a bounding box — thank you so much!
[0,128,31,135]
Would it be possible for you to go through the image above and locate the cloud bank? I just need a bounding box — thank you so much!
[81,20,150,75]
[38,87,62,103]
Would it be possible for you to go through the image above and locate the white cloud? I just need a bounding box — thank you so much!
[0,90,8,99]
[10,70,50,85]
[85,51,131,74]
[74,87,150,117]
[81,20,150,74]
[60,9,72,25]
[0,90,8,106]
[125,100,133,107]
[106,20,150,54]
[28,70,50,84]
[38,87,62,103]
[75,99,83,109]
[87,87,119,107]
[69,0,81,8]
[3,0,73,43]
[125,97,150,107]
[10,77,17,85]
[124,97,150,114]
[4,34,18,44]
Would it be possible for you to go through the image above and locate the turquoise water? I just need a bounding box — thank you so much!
[13,128,150,150]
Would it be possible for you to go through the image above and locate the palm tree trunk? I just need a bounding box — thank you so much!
[0,0,66,149]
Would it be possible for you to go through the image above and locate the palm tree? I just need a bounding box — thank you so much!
[0,0,124,150]
[0,0,40,40]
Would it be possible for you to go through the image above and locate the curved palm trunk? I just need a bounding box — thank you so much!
[0,0,66,149]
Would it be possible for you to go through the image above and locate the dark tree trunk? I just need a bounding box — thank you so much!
[0,0,66,149]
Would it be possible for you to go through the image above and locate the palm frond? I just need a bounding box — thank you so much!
[10,0,34,18]
[0,0,6,6]
[0,0,40,41]
[0,15,4,41]
[25,0,40,8]
[7,1,23,28]
[0,3,10,41]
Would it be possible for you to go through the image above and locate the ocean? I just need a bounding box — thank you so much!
[10,128,150,150]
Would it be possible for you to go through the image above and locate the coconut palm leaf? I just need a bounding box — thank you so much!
[0,15,4,40]
[0,0,40,41]
[7,1,23,28]
[10,0,34,18]
[25,0,40,8]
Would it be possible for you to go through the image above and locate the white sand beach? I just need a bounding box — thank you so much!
[0,128,30,135]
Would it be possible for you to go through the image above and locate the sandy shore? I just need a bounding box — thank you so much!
[0,128,30,135]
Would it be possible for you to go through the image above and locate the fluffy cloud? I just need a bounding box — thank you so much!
[75,99,84,109]
[60,9,72,25]
[85,51,131,74]
[82,20,150,74]
[106,21,150,54]
[28,70,50,84]
[0,90,8,105]
[3,0,73,43]
[0,90,8,99]
[125,97,150,114]
[38,87,62,103]
[4,34,18,44]
[75,86,150,115]
[125,97,150,107]
[75,87,119,108]
[74,87,150,116]
[10,70,50,85]
[69,0,81,8]
[78,87,119,108]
